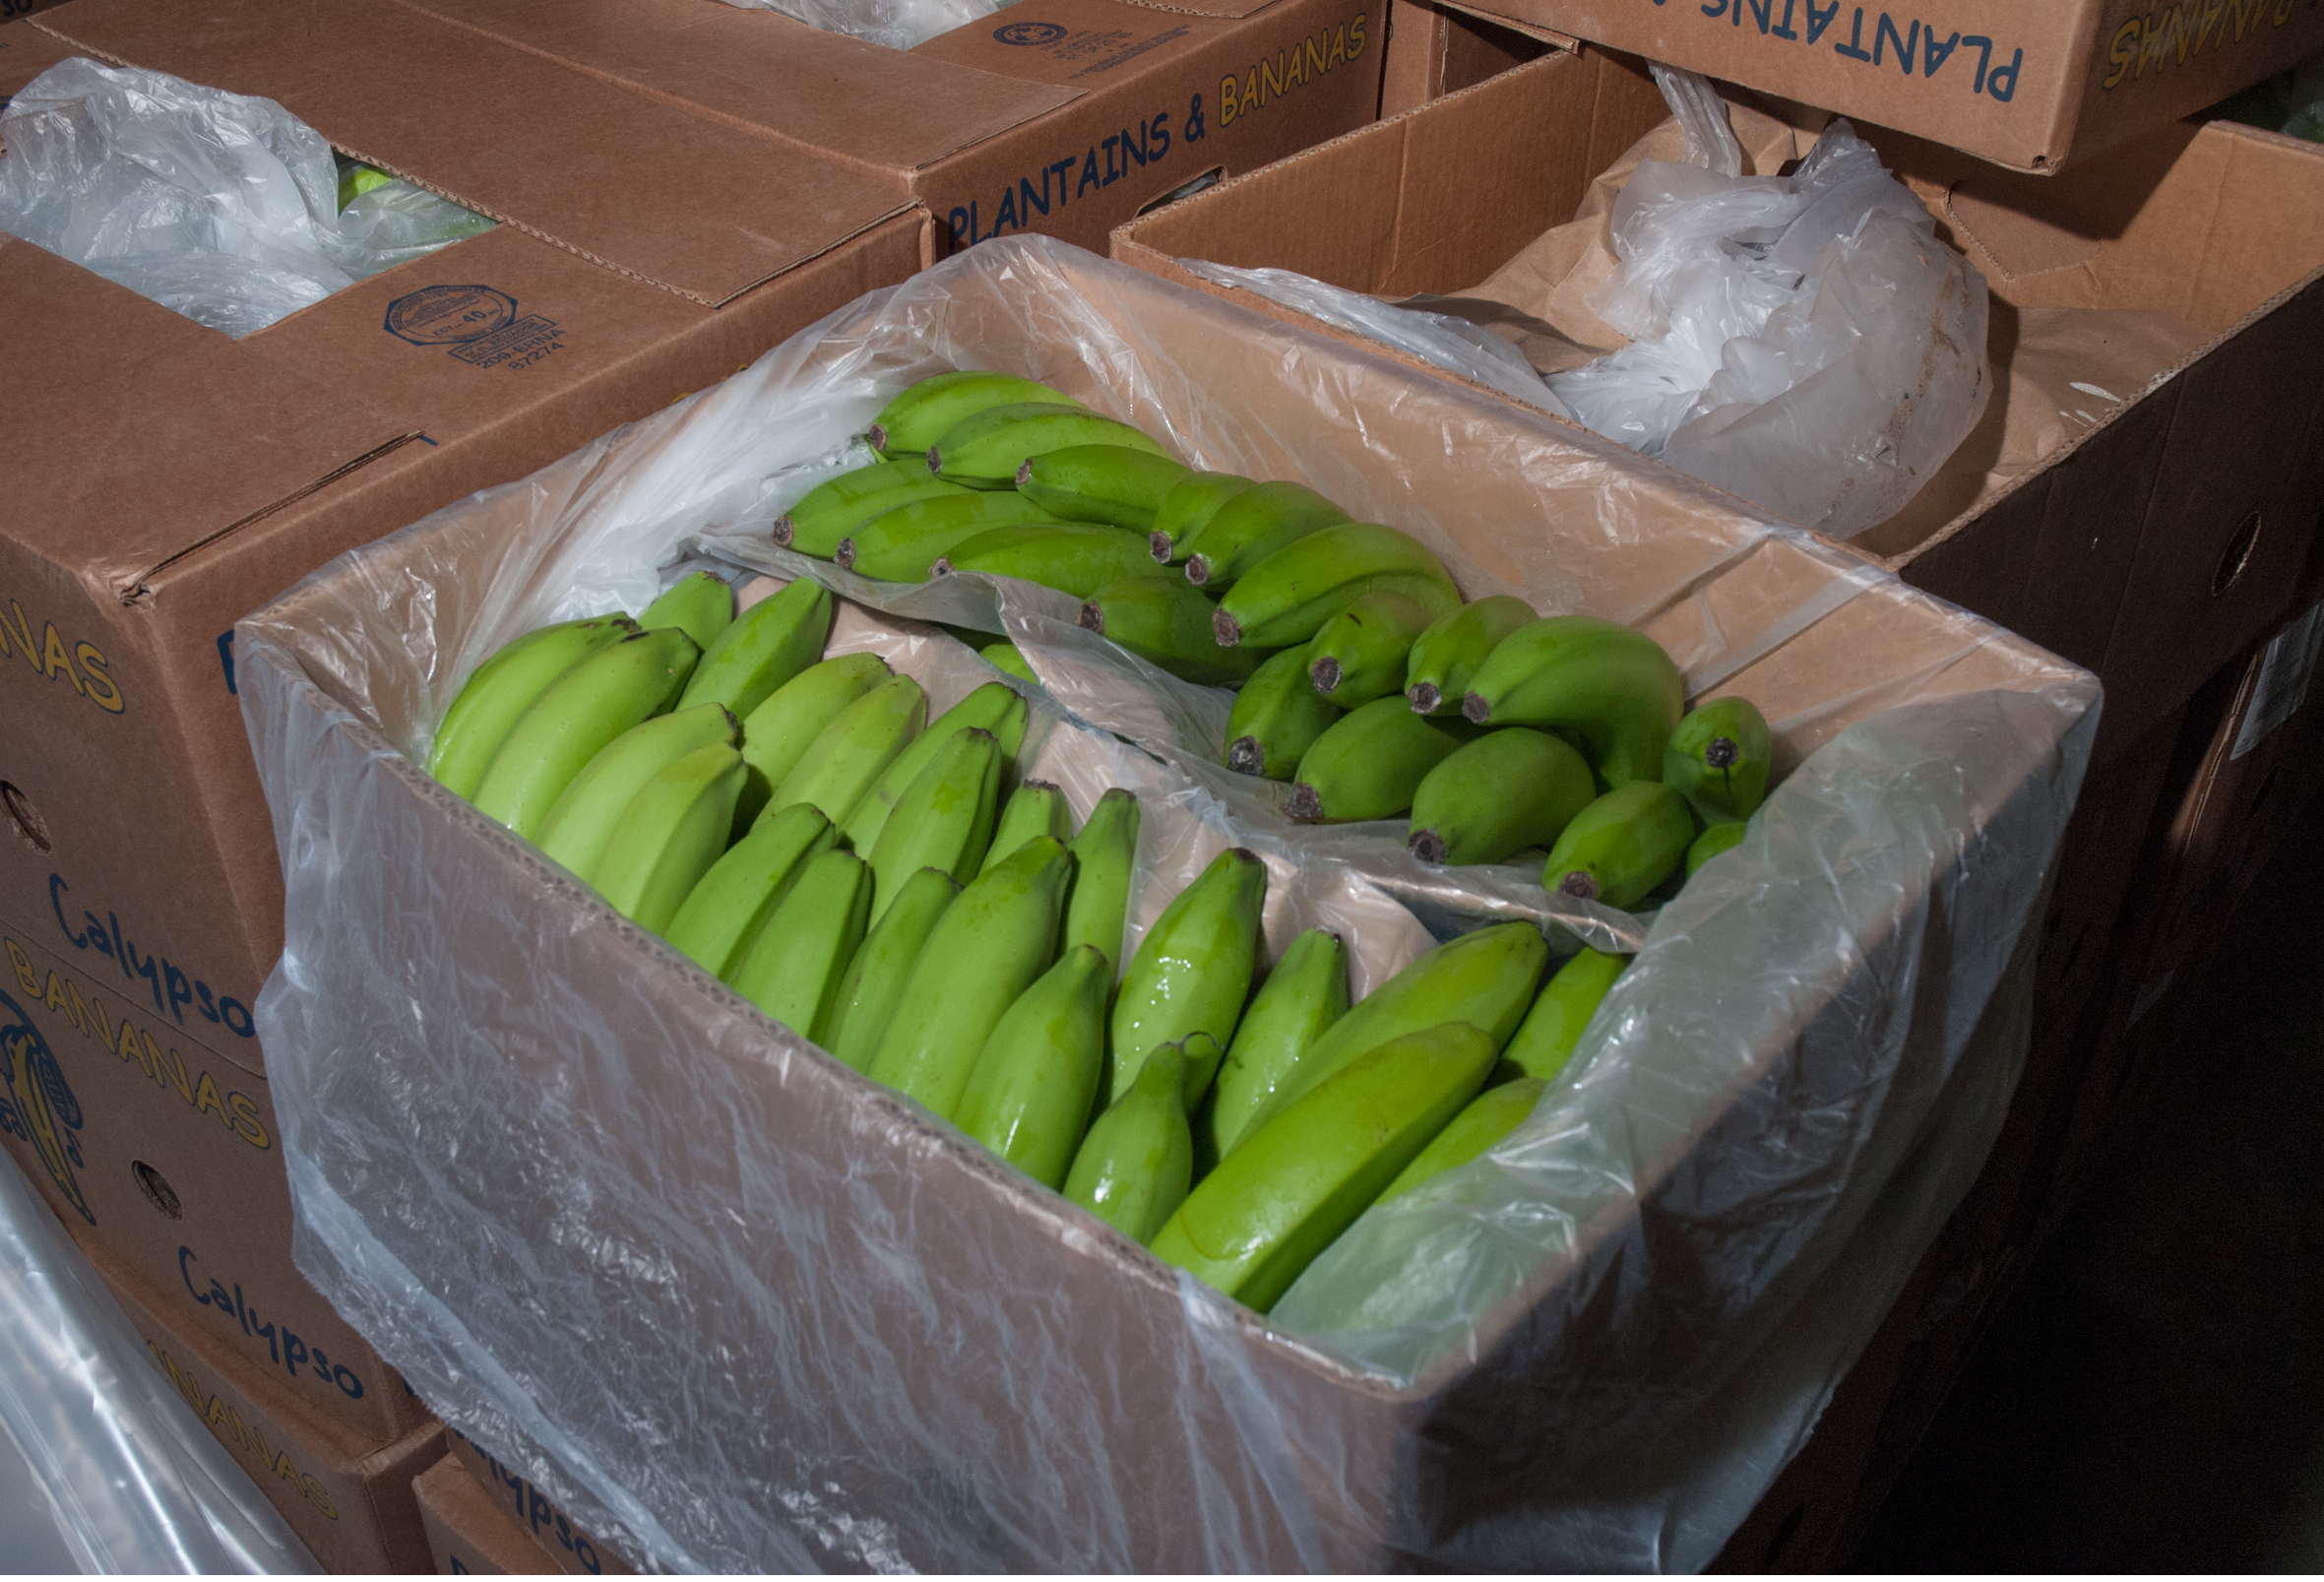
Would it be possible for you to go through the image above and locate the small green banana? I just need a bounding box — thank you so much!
[767,672,927,826]
[776,459,974,557]
[1408,728,1597,865]
[1178,481,1350,589]
[1110,848,1268,1105]
[826,866,964,1072]
[675,577,832,722]
[732,653,893,832]
[470,628,701,838]
[1406,595,1536,716]
[1151,1021,1497,1311]
[1686,821,1748,876]
[866,727,1003,916]
[837,491,1066,582]
[1665,696,1774,825]
[1376,1076,1547,1203]
[953,944,1111,1189]
[639,571,733,653]
[936,523,1166,600]
[930,404,1169,489]
[980,779,1072,875]
[1286,695,1475,822]
[1211,523,1460,649]
[663,801,838,981]
[867,836,1076,1119]
[1061,787,1140,973]
[1460,615,1684,787]
[1540,783,1694,909]
[1499,947,1625,1083]
[1017,445,1193,533]
[726,848,874,1042]
[979,641,1038,686]
[1064,1042,1193,1246]
[868,371,1081,459]
[842,681,1030,854]
[1223,645,1340,780]
[1078,573,1264,687]
[535,702,739,880]
[1148,472,1257,564]
[587,741,747,933]
[426,615,637,798]
[1203,927,1350,1165]
[1305,590,1438,709]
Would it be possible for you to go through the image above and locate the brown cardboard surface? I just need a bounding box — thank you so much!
[416,1456,557,1575]
[82,1235,446,1574]
[0,11,76,91]
[446,1427,632,1574]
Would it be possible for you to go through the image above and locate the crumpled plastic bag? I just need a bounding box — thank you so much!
[712,0,1000,51]
[0,57,494,339]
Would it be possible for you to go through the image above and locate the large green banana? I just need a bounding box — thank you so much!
[675,577,832,722]
[825,865,963,1072]
[868,371,1081,459]
[1061,787,1140,972]
[535,702,739,880]
[639,571,733,654]
[953,944,1111,1189]
[1079,573,1264,687]
[1376,1076,1546,1203]
[842,681,1029,853]
[768,673,927,826]
[1233,920,1547,1146]
[837,491,1066,582]
[470,628,701,838]
[1203,926,1350,1165]
[1212,523,1460,649]
[1017,445,1192,533]
[1460,615,1684,787]
[1305,590,1439,709]
[776,459,974,557]
[866,727,1002,916]
[1178,481,1350,589]
[979,641,1038,686]
[733,653,893,832]
[930,404,1169,489]
[726,848,874,1042]
[1408,728,1596,865]
[1540,782,1694,909]
[1223,645,1340,781]
[936,523,1166,599]
[1665,696,1773,825]
[1406,595,1536,716]
[1686,821,1747,876]
[866,836,1076,1119]
[1148,472,1257,565]
[981,779,1072,875]
[587,742,747,933]
[1064,1042,1193,1246]
[1110,848,1268,1105]
[427,615,637,798]
[662,800,838,981]
[1500,947,1624,1082]
[1151,1021,1497,1311]
[1286,695,1475,822]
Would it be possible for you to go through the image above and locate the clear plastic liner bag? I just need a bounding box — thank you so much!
[0,57,493,339]
[712,0,999,52]
[237,236,2096,1570]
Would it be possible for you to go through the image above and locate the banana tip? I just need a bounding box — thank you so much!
[1186,557,1212,587]
[931,558,955,578]
[925,446,943,474]
[1555,870,1600,902]
[1225,736,1266,777]
[1147,532,1173,563]
[1410,829,1447,864]
[1409,682,1440,714]
[1309,656,1341,695]
[1211,607,1241,648]
[1286,784,1323,820]
[1461,692,1491,725]
[835,539,856,570]
[1016,459,1035,485]
[772,518,793,547]
[1078,601,1104,633]
[867,423,889,452]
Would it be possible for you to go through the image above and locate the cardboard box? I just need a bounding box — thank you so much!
[386,0,1387,256]
[445,1426,631,1575]
[1109,45,2324,762]
[415,1456,562,1575]
[80,1234,447,1575]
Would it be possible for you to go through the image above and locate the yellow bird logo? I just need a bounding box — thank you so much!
[0,991,93,1225]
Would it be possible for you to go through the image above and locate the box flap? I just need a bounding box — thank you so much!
[32,0,918,306]
[0,16,79,97]
[913,0,1233,81]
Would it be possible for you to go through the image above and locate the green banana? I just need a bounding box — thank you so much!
[587,742,747,933]
[1305,590,1439,709]
[1406,595,1537,716]
[867,836,1076,1119]
[980,779,1072,875]
[953,944,1111,1189]
[1061,787,1141,973]
[1540,782,1694,909]
[1148,472,1257,565]
[1178,481,1350,589]
[1408,728,1597,866]
[867,371,1081,459]
[662,800,838,981]
[535,702,739,880]
[826,866,963,1072]
[837,491,1066,581]
[936,523,1166,600]
[732,653,893,832]
[726,848,874,1042]
[1686,821,1748,876]
[1665,696,1774,825]
[1017,445,1193,533]
[1151,1021,1497,1311]
[1079,573,1265,687]
[1064,1042,1193,1246]
[639,571,733,653]
[1223,645,1340,781]
[979,641,1038,685]
[866,727,1002,916]
[1500,947,1625,1083]
[1109,847,1268,1105]
[427,615,638,798]
[1286,695,1475,822]
[767,672,927,826]
[930,404,1169,489]
[675,576,832,721]
[1211,523,1460,649]
[1376,1076,1547,1203]
[1203,927,1350,1165]
[470,628,701,838]
[1233,920,1547,1147]
[1460,615,1684,787]
[775,459,974,557]
[842,681,1030,854]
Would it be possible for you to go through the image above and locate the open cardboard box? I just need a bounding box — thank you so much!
[1110,44,2324,764]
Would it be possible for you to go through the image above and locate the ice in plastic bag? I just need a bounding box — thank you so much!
[712,0,999,51]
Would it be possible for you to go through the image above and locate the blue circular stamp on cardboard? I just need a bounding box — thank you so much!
[994,20,1066,44]
[385,285,517,346]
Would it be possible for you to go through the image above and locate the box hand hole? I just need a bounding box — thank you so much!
[131,1160,183,1220]
[1,782,50,853]
[2214,510,2263,599]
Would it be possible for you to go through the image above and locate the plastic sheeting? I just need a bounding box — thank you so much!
[711,0,1000,51]
[236,235,2098,1571]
